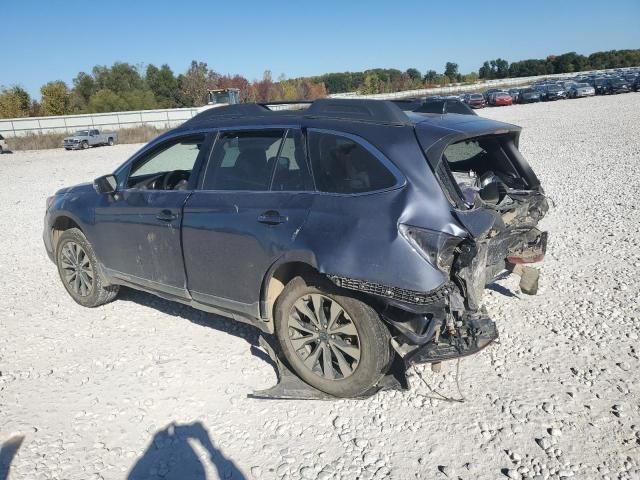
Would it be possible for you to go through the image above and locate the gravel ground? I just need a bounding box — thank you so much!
[1,93,639,480]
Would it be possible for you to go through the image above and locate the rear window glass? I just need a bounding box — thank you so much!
[445,100,470,114]
[443,136,529,190]
[308,131,397,194]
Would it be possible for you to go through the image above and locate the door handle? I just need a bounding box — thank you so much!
[257,210,287,225]
[156,209,177,222]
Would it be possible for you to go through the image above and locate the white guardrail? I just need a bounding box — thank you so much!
[0,68,628,137]
[0,107,200,137]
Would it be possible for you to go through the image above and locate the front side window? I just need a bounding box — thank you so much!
[308,131,397,194]
[127,135,205,190]
[203,130,285,191]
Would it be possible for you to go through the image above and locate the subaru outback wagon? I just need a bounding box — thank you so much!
[44,99,548,397]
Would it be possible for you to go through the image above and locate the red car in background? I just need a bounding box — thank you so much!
[490,92,513,106]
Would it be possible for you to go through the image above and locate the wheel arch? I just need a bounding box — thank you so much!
[259,253,320,323]
[51,214,84,253]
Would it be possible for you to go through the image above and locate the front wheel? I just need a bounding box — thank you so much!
[81,141,89,149]
[56,228,119,307]
[275,276,392,397]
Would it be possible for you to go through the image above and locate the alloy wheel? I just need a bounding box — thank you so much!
[60,241,94,297]
[287,293,361,380]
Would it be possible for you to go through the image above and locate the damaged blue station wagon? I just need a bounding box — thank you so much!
[44,99,548,398]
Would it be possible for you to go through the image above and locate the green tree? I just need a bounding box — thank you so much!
[405,68,422,82]
[179,61,211,106]
[0,86,31,118]
[41,81,72,116]
[444,62,459,79]
[73,72,96,105]
[360,72,380,94]
[423,70,438,84]
[146,64,179,107]
[93,62,143,93]
[88,89,127,113]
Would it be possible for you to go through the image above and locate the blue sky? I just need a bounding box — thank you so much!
[2,0,639,98]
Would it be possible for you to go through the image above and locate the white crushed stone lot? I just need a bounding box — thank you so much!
[1,93,639,480]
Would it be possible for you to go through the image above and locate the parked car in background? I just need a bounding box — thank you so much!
[632,76,640,92]
[508,89,521,103]
[489,92,513,106]
[0,134,8,154]
[63,129,118,150]
[602,77,630,94]
[43,99,548,398]
[483,88,503,102]
[567,82,596,98]
[592,77,608,95]
[541,84,567,101]
[518,88,542,103]
[463,93,486,109]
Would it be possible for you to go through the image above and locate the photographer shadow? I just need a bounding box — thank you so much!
[0,435,24,480]
[128,421,245,480]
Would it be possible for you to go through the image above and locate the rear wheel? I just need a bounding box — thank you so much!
[275,275,392,397]
[107,137,114,146]
[56,228,119,307]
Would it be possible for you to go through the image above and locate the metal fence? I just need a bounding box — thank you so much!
[0,67,627,137]
[0,107,200,137]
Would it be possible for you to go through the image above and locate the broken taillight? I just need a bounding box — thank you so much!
[399,224,463,274]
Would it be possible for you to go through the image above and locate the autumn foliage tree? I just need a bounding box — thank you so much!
[40,81,72,116]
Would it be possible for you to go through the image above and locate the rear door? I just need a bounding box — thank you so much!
[182,128,314,317]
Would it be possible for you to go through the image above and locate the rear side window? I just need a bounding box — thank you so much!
[307,131,397,194]
[203,130,284,191]
[271,130,314,191]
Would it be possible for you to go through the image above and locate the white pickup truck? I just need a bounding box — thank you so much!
[63,129,118,150]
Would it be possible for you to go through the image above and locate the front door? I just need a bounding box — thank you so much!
[93,133,211,298]
[182,128,314,317]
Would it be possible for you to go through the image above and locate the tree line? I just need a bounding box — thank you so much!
[0,49,638,119]
[479,49,640,79]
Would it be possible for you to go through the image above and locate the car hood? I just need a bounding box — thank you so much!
[63,136,84,141]
[55,182,94,196]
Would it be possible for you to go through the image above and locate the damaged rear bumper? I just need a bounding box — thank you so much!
[405,313,498,364]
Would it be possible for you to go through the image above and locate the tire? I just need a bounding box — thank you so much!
[275,275,392,397]
[0,145,3,154]
[107,137,114,146]
[56,228,119,308]
[81,141,89,149]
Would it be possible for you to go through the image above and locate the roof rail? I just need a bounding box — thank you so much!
[306,99,410,124]
[180,98,412,128]
[182,104,271,127]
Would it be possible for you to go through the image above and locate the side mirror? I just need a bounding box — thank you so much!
[94,174,117,194]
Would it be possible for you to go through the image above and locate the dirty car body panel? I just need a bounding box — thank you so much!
[44,100,548,395]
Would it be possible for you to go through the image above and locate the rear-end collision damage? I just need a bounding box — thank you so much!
[328,119,549,370]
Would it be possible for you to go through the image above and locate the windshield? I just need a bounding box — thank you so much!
[522,89,536,94]
[547,85,562,92]
[575,83,589,88]
[470,94,483,99]
[73,130,89,136]
[611,78,625,85]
